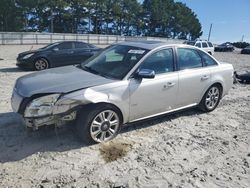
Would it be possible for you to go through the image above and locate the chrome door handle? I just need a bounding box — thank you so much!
[201,75,209,80]
[164,82,175,88]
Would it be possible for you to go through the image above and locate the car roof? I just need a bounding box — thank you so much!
[56,41,87,44]
[117,40,191,50]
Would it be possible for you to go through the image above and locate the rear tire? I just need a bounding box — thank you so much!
[75,104,122,144]
[199,85,222,112]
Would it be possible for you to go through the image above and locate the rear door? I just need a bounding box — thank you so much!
[176,48,211,107]
[129,48,179,121]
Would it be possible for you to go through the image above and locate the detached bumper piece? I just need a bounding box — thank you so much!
[234,72,250,84]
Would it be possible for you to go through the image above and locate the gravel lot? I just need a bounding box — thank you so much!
[0,45,249,188]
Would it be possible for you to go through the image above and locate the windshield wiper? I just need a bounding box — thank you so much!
[82,66,117,80]
[82,66,100,75]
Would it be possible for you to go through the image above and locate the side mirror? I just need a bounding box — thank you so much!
[136,69,155,79]
[52,47,59,52]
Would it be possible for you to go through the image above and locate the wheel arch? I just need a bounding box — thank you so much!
[199,81,224,104]
[77,102,124,124]
[210,82,223,98]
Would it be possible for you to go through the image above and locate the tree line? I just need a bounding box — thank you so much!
[0,0,203,40]
[232,42,249,49]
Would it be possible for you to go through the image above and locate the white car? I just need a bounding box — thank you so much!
[184,40,214,55]
[11,41,234,144]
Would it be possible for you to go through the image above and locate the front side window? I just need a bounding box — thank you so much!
[82,45,149,80]
[140,49,174,74]
[177,48,202,70]
[41,43,59,50]
[57,42,73,50]
[202,42,208,48]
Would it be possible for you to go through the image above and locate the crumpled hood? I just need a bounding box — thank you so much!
[15,65,116,97]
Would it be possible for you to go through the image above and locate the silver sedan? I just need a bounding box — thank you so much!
[11,41,234,144]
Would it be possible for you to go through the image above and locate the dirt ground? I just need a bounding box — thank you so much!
[0,45,249,188]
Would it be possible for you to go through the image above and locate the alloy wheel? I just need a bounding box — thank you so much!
[205,86,220,110]
[34,59,48,70]
[90,110,120,142]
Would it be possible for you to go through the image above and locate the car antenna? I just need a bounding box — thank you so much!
[30,45,33,51]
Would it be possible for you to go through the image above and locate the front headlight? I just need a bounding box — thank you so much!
[24,94,60,118]
[22,53,34,59]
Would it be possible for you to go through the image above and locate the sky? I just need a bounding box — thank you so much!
[175,0,250,43]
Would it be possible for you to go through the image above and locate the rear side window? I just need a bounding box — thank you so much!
[208,42,213,47]
[57,42,73,50]
[195,42,201,48]
[141,48,174,74]
[75,42,89,49]
[202,42,208,48]
[177,48,202,70]
[199,51,218,66]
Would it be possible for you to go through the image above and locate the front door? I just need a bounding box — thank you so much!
[73,42,94,64]
[129,48,179,121]
[50,42,75,66]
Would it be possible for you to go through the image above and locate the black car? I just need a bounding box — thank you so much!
[241,45,250,54]
[17,41,101,70]
[214,42,234,52]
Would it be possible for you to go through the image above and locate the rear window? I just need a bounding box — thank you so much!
[208,42,213,47]
[202,42,208,48]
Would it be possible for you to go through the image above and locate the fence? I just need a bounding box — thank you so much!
[0,32,184,45]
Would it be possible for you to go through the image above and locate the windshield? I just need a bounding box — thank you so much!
[81,45,149,80]
[40,43,59,50]
[221,43,230,46]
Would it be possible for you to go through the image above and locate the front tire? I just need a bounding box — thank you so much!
[199,85,222,112]
[76,104,122,144]
[34,58,49,71]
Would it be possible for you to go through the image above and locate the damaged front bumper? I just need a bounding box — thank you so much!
[23,111,77,130]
